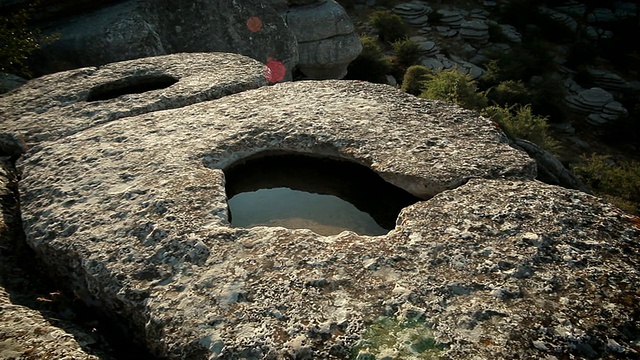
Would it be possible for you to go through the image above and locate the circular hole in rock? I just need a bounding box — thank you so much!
[87,74,178,101]
[224,153,421,236]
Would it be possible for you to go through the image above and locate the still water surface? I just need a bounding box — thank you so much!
[228,187,388,236]
[224,154,421,236]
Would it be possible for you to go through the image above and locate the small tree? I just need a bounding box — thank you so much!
[369,11,407,43]
[481,104,558,152]
[419,69,488,110]
[401,65,432,95]
[391,38,422,69]
[0,2,57,77]
[345,36,392,84]
[487,80,532,107]
[573,155,640,214]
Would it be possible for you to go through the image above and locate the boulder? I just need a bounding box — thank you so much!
[283,0,362,79]
[0,73,27,94]
[564,87,628,127]
[0,53,268,145]
[28,0,299,80]
[540,7,578,33]
[141,0,298,77]
[459,20,490,44]
[586,67,631,92]
[3,56,639,359]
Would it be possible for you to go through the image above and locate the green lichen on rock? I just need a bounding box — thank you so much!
[351,316,445,359]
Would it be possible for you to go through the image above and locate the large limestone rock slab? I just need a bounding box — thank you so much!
[8,75,550,357]
[0,53,268,146]
[4,61,638,358]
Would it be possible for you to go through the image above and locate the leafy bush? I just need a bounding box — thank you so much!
[369,11,407,43]
[487,23,511,43]
[0,2,56,76]
[482,104,558,152]
[401,65,432,95]
[391,38,422,69]
[419,69,488,110]
[345,36,392,83]
[573,155,640,214]
[487,80,531,106]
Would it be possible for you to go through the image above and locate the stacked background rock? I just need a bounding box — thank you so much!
[0,0,362,80]
[277,0,362,79]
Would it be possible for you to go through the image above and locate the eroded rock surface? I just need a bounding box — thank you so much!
[2,56,639,358]
[0,53,267,146]
[0,159,100,359]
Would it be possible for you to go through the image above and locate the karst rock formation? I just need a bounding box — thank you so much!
[1,52,639,359]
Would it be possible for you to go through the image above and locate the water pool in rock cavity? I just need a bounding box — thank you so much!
[224,154,420,236]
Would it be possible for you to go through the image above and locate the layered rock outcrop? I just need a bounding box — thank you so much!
[282,0,362,79]
[1,53,639,359]
[25,0,298,80]
[4,0,362,81]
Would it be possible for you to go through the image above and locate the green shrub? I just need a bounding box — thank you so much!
[0,2,57,76]
[573,155,640,214]
[346,35,392,83]
[419,69,488,110]
[487,80,532,106]
[392,38,422,69]
[369,11,407,43]
[488,23,511,43]
[401,65,432,95]
[482,104,558,152]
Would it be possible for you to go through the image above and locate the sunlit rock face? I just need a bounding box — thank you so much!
[4,0,362,80]
[280,0,363,79]
[1,53,639,359]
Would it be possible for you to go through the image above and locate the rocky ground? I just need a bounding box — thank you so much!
[1,52,639,359]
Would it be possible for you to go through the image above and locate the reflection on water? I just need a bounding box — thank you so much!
[224,153,421,236]
[228,187,388,236]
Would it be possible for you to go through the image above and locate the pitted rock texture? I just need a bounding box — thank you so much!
[1,159,100,359]
[3,66,638,358]
[0,53,267,146]
[0,288,98,360]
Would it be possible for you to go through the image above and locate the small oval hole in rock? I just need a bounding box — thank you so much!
[224,153,421,236]
[87,74,178,101]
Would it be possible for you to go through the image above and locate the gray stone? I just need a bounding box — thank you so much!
[409,36,440,57]
[283,0,362,79]
[459,20,490,43]
[295,32,362,79]
[584,26,613,41]
[436,9,464,28]
[587,8,617,23]
[3,55,639,359]
[555,1,586,17]
[540,7,578,33]
[586,67,630,92]
[0,73,27,94]
[513,139,587,191]
[0,53,268,144]
[499,24,522,43]
[33,0,299,80]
